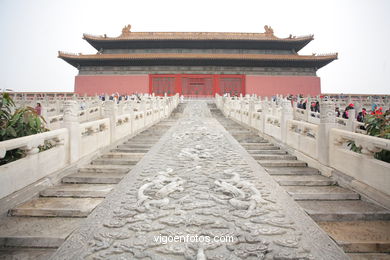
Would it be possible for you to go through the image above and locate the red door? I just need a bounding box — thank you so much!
[149,74,245,97]
[151,77,176,96]
[219,76,244,96]
[182,76,213,98]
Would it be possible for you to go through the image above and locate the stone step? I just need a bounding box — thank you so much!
[78,164,131,174]
[62,172,126,184]
[40,184,115,198]
[257,160,307,167]
[243,146,280,151]
[113,147,150,153]
[247,149,287,155]
[136,134,164,137]
[284,186,360,200]
[318,221,390,253]
[298,200,390,221]
[229,131,253,135]
[236,138,268,143]
[264,167,319,175]
[120,143,154,149]
[0,248,57,260]
[127,138,159,143]
[91,158,139,165]
[347,253,390,260]
[241,142,274,148]
[243,145,278,151]
[232,135,265,140]
[9,198,103,217]
[253,154,297,160]
[101,152,145,160]
[0,217,81,247]
[273,175,336,186]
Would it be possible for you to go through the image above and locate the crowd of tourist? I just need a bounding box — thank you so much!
[98,93,143,103]
[294,95,388,123]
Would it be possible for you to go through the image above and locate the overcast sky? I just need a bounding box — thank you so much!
[0,0,389,94]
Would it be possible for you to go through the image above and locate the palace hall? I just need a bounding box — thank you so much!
[59,25,337,97]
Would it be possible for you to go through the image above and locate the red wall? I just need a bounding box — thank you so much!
[74,74,320,97]
[246,75,321,96]
[74,75,149,95]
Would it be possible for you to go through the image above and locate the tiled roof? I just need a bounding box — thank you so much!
[58,52,337,61]
[83,32,313,42]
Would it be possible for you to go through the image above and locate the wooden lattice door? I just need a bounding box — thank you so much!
[219,77,244,96]
[182,77,213,97]
[151,77,175,96]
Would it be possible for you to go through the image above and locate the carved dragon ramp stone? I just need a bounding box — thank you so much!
[51,101,347,260]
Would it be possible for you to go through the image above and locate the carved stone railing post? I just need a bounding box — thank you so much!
[240,99,245,123]
[248,100,255,127]
[103,100,117,143]
[140,99,147,128]
[305,95,311,122]
[271,99,276,116]
[63,100,81,163]
[129,100,135,134]
[317,99,336,165]
[347,108,356,132]
[260,98,268,133]
[281,99,293,143]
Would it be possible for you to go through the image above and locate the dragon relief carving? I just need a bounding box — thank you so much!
[59,103,321,260]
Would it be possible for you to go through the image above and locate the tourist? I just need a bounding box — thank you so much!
[314,101,320,113]
[310,102,316,112]
[371,104,377,114]
[34,102,42,115]
[80,99,86,110]
[335,107,341,117]
[302,100,307,110]
[342,103,355,119]
[297,100,303,109]
[357,108,366,122]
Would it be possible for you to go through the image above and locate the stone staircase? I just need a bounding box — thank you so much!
[0,104,184,259]
[209,103,390,260]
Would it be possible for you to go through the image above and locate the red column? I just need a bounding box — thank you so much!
[175,75,182,96]
[213,75,220,96]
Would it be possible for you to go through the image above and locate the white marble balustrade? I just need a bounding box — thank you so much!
[216,93,390,197]
[0,94,179,199]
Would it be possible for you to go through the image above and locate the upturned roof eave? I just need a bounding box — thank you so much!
[83,34,314,52]
[58,52,337,70]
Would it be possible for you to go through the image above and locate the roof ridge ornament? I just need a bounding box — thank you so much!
[121,24,131,37]
[264,25,274,36]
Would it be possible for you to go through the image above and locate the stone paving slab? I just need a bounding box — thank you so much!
[258,160,308,167]
[318,221,390,253]
[0,217,82,247]
[284,186,360,200]
[247,149,287,155]
[78,165,131,173]
[40,184,115,198]
[10,198,103,217]
[100,152,145,159]
[348,253,390,259]
[298,200,390,221]
[273,175,336,186]
[91,158,139,165]
[62,172,126,184]
[265,166,319,175]
[0,248,57,260]
[252,154,297,160]
[51,101,347,259]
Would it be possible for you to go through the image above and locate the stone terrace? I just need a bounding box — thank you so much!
[0,99,389,259]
